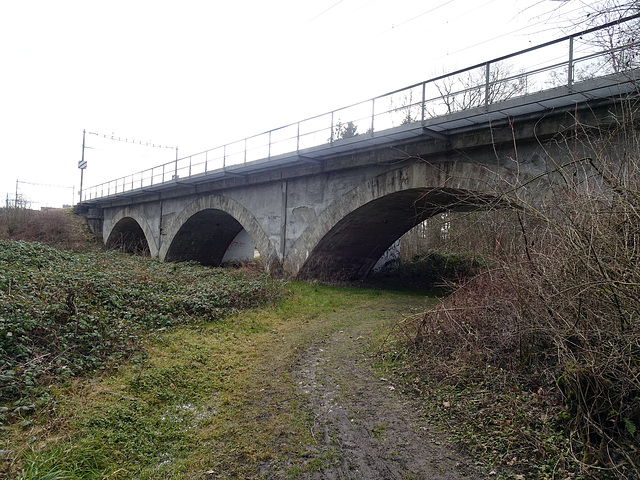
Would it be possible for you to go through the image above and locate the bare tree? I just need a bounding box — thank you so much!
[388,90,422,126]
[429,62,528,116]
[564,1,640,77]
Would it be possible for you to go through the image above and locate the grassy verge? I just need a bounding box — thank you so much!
[0,240,279,479]
[1,243,432,480]
[0,240,280,409]
[374,342,570,480]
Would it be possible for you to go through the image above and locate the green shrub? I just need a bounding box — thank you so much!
[0,240,281,418]
[372,251,484,289]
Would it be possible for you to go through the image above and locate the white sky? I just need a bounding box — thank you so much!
[0,0,590,208]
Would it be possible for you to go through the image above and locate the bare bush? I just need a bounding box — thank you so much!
[404,97,640,477]
[399,208,524,261]
[106,231,151,256]
[0,208,100,252]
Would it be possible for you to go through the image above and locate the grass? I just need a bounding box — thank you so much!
[1,261,431,479]
[2,234,617,479]
[0,210,438,479]
[0,238,280,479]
[5,204,631,479]
[0,240,281,410]
[374,350,572,479]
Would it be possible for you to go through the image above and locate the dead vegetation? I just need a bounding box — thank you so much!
[0,207,101,252]
[389,97,640,478]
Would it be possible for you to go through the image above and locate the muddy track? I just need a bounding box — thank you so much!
[294,322,483,480]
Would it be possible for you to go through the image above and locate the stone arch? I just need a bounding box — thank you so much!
[105,210,157,257]
[286,160,531,280]
[160,195,280,272]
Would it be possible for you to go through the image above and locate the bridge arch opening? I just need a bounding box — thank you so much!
[106,217,151,256]
[296,187,497,281]
[164,208,256,266]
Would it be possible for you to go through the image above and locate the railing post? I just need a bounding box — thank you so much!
[244,138,247,164]
[568,36,574,87]
[189,156,192,176]
[296,122,300,152]
[162,164,165,183]
[485,62,491,107]
[421,82,426,123]
[268,131,272,159]
[223,144,227,169]
[330,111,334,144]
[174,147,178,180]
[370,99,375,136]
[205,151,208,172]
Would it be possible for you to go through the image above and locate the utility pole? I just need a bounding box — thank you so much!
[78,129,87,203]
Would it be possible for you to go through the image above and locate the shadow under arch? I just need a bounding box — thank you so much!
[160,195,280,272]
[287,161,527,281]
[105,213,156,257]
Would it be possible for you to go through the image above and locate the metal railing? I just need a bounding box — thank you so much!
[81,14,640,202]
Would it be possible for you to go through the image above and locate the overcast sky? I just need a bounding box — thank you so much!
[1,0,591,208]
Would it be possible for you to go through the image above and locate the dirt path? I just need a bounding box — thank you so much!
[293,314,482,480]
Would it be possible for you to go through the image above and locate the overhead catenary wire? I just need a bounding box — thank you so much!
[86,131,176,150]
[12,179,76,209]
[429,2,590,64]
[304,0,345,25]
[374,0,585,54]
[382,0,456,33]
[367,0,588,68]
[17,180,74,189]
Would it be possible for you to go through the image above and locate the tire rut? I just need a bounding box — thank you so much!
[294,324,482,480]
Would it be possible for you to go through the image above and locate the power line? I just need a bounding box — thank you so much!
[381,0,456,34]
[401,0,500,37]
[304,0,345,25]
[347,0,378,15]
[86,130,176,150]
[17,180,74,190]
[372,0,584,57]
[428,2,589,64]
[448,0,501,25]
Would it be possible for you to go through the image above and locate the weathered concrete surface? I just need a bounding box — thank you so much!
[222,229,255,264]
[78,96,633,279]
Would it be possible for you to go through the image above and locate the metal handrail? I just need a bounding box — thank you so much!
[81,14,640,202]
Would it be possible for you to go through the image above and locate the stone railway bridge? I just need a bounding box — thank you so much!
[77,17,640,280]
[76,76,637,280]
